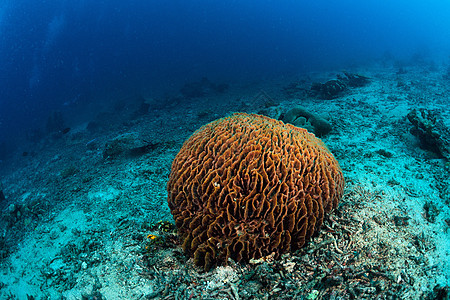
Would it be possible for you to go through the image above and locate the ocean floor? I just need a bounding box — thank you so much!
[0,63,449,299]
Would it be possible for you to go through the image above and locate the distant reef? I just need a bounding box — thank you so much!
[284,72,370,100]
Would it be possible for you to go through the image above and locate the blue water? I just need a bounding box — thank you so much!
[0,0,449,159]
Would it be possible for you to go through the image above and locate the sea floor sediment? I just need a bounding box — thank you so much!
[0,63,449,299]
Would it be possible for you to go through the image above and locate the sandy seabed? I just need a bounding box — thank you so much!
[0,63,449,299]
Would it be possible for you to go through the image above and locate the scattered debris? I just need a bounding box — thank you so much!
[136,191,439,299]
[426,284,449,300]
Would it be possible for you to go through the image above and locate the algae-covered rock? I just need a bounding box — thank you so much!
[310,72,370,99]
[407,108,450,161]
[103,132,140,159]
[281,106,332,137]
[103,132,165,159]
[311,79,347,99]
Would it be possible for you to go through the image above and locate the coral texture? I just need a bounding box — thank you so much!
[167,113,344,270]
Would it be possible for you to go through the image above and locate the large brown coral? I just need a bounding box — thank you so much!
[167,113,344,270]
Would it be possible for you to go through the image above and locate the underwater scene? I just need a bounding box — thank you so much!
[0,1,449,299]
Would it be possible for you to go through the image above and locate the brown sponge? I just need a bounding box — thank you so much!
[167,113,344,270]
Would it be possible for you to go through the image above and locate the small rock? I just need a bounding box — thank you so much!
[41,266,55,278]
[393,216,410,226]
[375,149,393,158]
[324,275,344,286]
[49,229,60,240]
[7,204,16,214]
[58,224,67,232]
[423,201,440,223]
[306,290,319,300]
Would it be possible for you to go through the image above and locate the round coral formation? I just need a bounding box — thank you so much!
[167,113,344,270]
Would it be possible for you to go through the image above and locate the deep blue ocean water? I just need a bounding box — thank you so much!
[0,0,449,159]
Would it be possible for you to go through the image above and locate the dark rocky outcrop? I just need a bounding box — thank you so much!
[103,132,171,159]
[311,79,347,99]
[310,72,370,99]
[407,108,450,161]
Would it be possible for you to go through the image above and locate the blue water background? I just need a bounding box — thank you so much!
[0,0,449,158]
